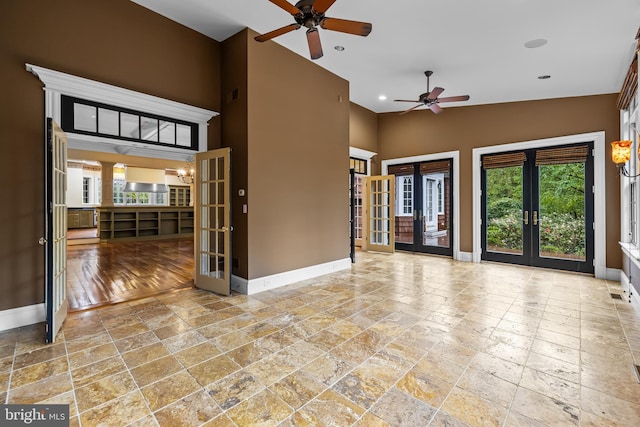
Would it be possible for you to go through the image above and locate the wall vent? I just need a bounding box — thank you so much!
[634,364,640,383]
[610,293,623,300]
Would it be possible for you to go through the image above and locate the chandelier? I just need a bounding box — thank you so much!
[178,157,195,184]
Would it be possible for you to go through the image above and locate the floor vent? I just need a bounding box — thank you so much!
[634,364,640,384]
[610,293,623,300]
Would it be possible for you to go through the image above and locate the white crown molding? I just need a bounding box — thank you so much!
[26,64,218,123]
[349,147,377,159]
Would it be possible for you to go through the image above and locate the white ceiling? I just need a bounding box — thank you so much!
[131,0,640,113]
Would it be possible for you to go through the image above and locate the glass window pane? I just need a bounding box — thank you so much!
[140,117,158,142]
[98,108,119,135]
[538,163,586,261]
[176,124,191,147]
[486,166,523,255]
[121,113,139,139]
[159,121,175,144]
[74,104,97,132]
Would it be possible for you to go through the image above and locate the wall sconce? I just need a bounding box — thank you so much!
[178,157,195,184]
[611,140,635,177]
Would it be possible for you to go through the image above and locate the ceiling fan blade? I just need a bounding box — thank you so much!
[394,99,421,103]
[268,0,302,16]
[399,104,424,115]
[307,28,323,60]
[429,103,443,114]
[312,0,337,14]
[320,18,372,36]
[254,23,301,42]
[437,95,470,103]
[427,87,444,100]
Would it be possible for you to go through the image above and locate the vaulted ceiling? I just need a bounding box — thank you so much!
[131,0,640,113]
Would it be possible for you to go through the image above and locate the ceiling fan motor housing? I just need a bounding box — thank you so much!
[294,0,324,28]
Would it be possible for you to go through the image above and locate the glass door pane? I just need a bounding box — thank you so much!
[485,165,524,255]
[537,162,586,261]
[395,174,414,244]
[421,171,450,249]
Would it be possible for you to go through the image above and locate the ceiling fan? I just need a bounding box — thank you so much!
[395,71,470,115]
[254,0,372,60]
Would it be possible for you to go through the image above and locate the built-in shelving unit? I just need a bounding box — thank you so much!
[98,207,193,242]
[169,186,191,207]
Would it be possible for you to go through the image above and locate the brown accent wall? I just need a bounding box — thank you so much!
[246,29,350,279]
[378,94,621,268]
[349,103,379,174]
[0,0,221,310]
[221,31,249,279]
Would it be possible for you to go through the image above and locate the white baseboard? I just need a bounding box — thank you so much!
[456,251,473,262]
[232,258,352,295]
[605,267,622,282]
[619,271,640,314]
[0,303,45,332]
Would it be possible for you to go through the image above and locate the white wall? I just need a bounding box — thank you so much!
[67,167,101,207]
[67,167,84,207]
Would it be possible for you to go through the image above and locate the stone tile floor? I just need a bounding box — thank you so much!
[2,251,640,426]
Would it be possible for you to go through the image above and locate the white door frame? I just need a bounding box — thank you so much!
[472,131,606,278]
[382,151,461,261]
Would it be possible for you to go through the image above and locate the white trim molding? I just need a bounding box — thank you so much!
[26,64,219,160]
[472,131,606,278]
[0,304,45,332]
[232,258,352,295]
[350,147,377,176]
[381,151,461,261]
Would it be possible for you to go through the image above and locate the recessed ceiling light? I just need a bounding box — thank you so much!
[378,95,387,101]
[538,75,551,80]
[525,39,548,48]
[334,45,345,51]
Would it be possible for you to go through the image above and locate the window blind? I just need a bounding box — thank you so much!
[535,145,589,166]
[481,152,526,169]
[420,160,451,174]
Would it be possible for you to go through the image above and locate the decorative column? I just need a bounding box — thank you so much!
[100,161,115,206]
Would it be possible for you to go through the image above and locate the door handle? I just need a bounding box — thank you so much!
[38,237,47,246]
[533,211,538,226]
[524,211,528,225]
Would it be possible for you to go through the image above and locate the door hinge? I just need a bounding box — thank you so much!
[593,222,595,230]
[592,185,595,194]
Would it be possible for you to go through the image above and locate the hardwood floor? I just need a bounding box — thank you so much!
[66,238,194,311]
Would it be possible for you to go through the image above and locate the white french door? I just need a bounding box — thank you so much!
[194,148,232,295]
[45,119,68,343]
[363,175,395,253]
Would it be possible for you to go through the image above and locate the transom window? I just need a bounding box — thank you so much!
[61,95,199,150]
[350,157,367,175]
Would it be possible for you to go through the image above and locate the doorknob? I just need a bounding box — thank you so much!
[38,237,47,246]
[533,211,538,226]
[524,211,529,225]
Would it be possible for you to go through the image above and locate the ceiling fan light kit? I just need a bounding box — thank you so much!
[394,70,470,115]
[255,0,372,60]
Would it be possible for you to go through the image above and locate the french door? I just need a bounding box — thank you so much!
[363,175,395,253]
[44,119,68,343]
[481,143,594,273]
[389,160,453,256]
[194,148,231,295]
